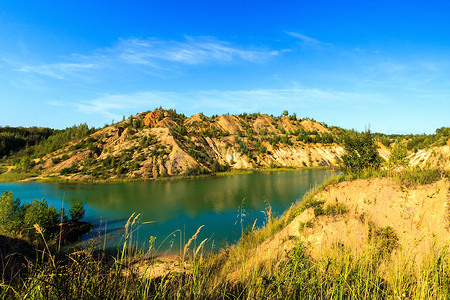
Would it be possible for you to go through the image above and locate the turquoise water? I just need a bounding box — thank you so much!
[0,169,337,253]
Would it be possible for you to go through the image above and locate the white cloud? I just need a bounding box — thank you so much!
[17,63,96,79]
[115,36,273,65]
[15,36,275,80]
[70,92,179,119]
[286,32,330,48]
[67,88,385,122]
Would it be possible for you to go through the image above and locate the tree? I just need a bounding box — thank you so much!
[389,142,409,169]
[23,199,59,238]
[0,191,22,233]
[341,130,383,175]
[282,110,289,116]
[68,201,85,221]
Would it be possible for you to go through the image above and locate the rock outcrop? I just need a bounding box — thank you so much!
[25,109,450,181]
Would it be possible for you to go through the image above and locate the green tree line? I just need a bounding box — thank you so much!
[0,126,54,157]
[1,124,96,162]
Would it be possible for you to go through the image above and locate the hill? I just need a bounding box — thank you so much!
[1,108,449,182]
[3,109,346,181]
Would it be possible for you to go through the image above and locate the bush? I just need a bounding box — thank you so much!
[60,164,79,175]
[324,203,348,216]
[23,199,59,238]
[0,191,22,233]
[389,142,409,168]
[314,206,324,217]
[185,166,208,176]
[341,130,383,176]
[68,201,85,221]
[52,157,62,164]
[368,224,399,255]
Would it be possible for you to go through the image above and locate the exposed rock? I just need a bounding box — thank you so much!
[215,115,243,134]
[184,113,207,127]
[26,109,450,181]
[143,110,162,127]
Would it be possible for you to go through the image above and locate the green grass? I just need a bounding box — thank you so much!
[0,169,37,183]
[1,235,448,299]
[2,168,449,298]
[1,173,449,299]
[30,166,336,185]
[341,166,449,186]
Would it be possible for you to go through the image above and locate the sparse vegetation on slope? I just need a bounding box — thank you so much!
[1,109,449,183]
[1,173,449,299]
[0,109,348,182]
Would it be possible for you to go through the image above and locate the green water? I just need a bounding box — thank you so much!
[0,169,338,253]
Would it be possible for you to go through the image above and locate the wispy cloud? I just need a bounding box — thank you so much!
[116,36,273,65]
[53,91,179,119]
[56,88,385,123]
[15,36,275,80]
[18,63,96,79]
[286,32,330,48]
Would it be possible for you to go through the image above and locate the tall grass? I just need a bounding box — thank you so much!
[2,236,447,299]
[0,169,37,183]
[341,165,449,187]
[1,170,449,299]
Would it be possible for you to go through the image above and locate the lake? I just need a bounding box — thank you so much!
[0,169,338,254]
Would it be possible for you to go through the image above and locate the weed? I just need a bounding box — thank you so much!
[368,223,400,256]
[324,203,349,216]
[299,221,313,231]
[314,206,325,217]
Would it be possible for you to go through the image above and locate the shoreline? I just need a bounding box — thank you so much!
[1,166,340,185]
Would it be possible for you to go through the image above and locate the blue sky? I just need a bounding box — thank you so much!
[0,1,449,134]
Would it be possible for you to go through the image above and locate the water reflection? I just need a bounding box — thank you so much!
[0,169,338,252]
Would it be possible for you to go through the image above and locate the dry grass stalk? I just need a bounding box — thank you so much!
[183,225,204,259]
[251,219,258,232]
[34,224,55,268]
[194,238,208,258]
[265,205,272,225]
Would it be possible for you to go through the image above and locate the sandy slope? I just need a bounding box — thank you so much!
[231,178,450,280]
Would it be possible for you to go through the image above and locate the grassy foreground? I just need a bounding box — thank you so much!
[2,237,449,299]
[1,170,449,299]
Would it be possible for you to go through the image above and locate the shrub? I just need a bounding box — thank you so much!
[60,164,79,175]
[368,224,399,255]
[341,130,383,176]
[185,166,208,176]
[314,206,324,217]
[68,201,85,221]
[324,203,349,216]
[52,157,62,164]
[389,142,409,168]
[0,191,22,233]
[23,199,59,238]
[259,127,268,136]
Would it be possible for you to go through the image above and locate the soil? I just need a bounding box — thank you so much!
[228,177,450,280]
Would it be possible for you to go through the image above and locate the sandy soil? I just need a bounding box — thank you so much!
[230,177,450,280]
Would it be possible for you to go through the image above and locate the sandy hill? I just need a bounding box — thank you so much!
[10,108,447,181]
[226,177,450,281]
[26,109,345,181]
